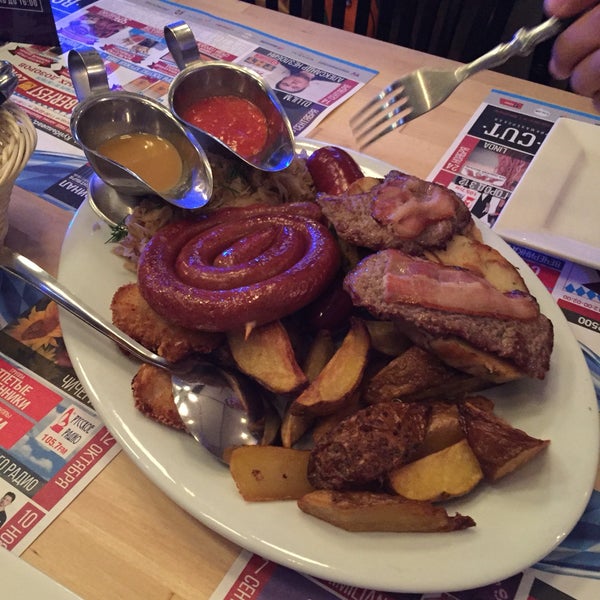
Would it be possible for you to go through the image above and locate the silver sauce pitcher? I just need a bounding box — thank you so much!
[68,48,214,222]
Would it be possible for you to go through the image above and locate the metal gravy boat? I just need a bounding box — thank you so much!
[68,48,213,223]
[165,21,295,172]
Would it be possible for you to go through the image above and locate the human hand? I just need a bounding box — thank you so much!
[544,0,600,110]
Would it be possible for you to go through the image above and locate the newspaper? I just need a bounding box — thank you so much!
[0,0,375,553]
[210,550,600,600]
[4,0,376,150]
[208,91,600,600]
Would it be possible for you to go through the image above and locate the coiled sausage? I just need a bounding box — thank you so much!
[138,203,341,332]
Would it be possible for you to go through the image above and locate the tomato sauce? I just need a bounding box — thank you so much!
[181,95,268,159]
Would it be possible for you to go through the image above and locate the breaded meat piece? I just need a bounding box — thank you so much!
[316,170,473,254]
[307,402,430,490]
[111,283,223,362]
[132,363,184,430]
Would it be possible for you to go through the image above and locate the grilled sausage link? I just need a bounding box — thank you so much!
[138,203,341,332]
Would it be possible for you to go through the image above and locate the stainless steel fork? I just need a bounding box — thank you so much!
[351,17,565,149]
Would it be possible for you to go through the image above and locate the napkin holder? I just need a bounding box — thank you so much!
[0,102,37,244]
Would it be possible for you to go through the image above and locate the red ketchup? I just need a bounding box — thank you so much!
[181,95,268,159]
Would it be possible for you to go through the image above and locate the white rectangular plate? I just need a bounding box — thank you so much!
[494,117,600,268]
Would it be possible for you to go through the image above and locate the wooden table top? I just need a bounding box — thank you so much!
[5,1,596,598]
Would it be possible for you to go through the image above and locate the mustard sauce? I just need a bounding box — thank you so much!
[98,132,183,193]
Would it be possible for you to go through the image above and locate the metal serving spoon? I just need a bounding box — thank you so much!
[0,246,277,463]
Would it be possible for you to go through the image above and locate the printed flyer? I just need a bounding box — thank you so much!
[0,294,119,553]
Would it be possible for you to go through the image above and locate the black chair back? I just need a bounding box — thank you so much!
[374,0,519,63]
[240,1,553,84]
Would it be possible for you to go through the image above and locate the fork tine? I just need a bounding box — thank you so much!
[358,109,415,151]
[351,88,407,133]
[349,79,404,125]
[353,92,410,139]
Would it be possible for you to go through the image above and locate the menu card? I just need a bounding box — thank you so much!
[428,89,600,372]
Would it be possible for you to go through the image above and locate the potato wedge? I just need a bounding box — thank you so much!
[280,330,336,447]
[303,329,336,382]
[416,399,494,458]
[280,411,314,449]
[426,234,528,293]
[364,320,411,356]
[346,176,380,195]
[298,490,475,532]
[365,345,487,404]
[458,398,550,481]
[227,320,307,394]
[388,439,483,502]
[290,317,370,416]
[229,446,313,501]
[417,402,464,458]
[428,337,524,384]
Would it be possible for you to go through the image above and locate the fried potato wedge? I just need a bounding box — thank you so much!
[281,330,336,447]
[132,364,184,430]
[227,320,307,394]
[364,320,412,356]
[388,439,483,502]
[365,345,488,404]
[290,317,370,416]
[416,399,494,458]
[417,402,464,458]
[298,490,475,532]
[280,411,314,449]
[426,234,528,293]
[229,446,313,501]
[303,329,336,382]
[459,398,550,481]
[346,176,380,195]
[428,337,524,384]
[111,283,223,362]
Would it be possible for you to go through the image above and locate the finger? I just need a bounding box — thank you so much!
[569,48,600,99]
[544,0,599,19]
[549,5,600,79]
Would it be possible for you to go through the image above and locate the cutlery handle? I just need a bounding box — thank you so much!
[0,247,171,370]
[457,17,565,80]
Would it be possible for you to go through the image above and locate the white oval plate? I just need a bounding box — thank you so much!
[58,140,598,594]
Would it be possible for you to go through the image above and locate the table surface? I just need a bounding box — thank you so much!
[5,1,597,598]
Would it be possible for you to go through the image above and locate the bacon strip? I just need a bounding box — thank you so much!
[382,250,539,321]
[371,174,457,239]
